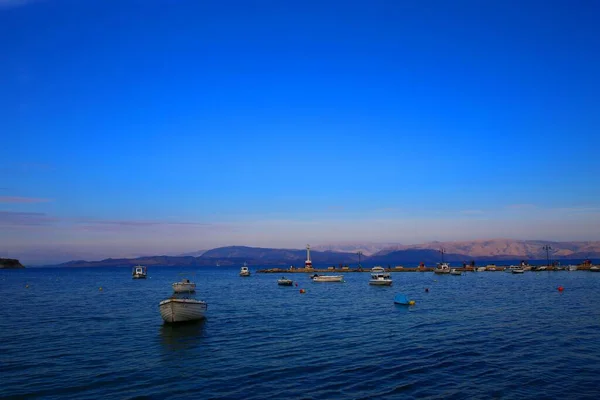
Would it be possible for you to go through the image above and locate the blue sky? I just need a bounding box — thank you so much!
[1,0,599,263]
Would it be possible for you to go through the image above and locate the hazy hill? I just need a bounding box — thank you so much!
[58,256,201,268]
[367,249,471,264]
[312,242,401,256]
[200,246,359,266]
[49,246,360,268]
[372,239,600,260]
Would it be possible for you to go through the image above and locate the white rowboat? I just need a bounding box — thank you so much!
[159,298,207,323]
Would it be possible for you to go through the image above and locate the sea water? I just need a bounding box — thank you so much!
[1,267,600,399]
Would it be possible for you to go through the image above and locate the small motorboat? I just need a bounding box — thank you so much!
[172,279,196,293]
[434,263,451,274]
[369,266,392,286]
[512,268,525,274]
[159,297,207,323]
[450,269,462,276]
[132,265,147,279]
[240,263,251,277]
[394,293,415,306]
[567,265,578,271]
[310,274,344,282]
[277,277,293,286]
[590,266,600,272]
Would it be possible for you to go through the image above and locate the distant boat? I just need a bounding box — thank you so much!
[310,274,343,282]
[172,278,196,293]
[369,266,392,286]
[132,265,147,279]
[590,266,600,272]
[277,276,293,286]
[567,265,578,271]
[434,263,451,274]
[450,269,462,276]
[240,263,251,277]
[159,297,207,323]
[512,268,525,274]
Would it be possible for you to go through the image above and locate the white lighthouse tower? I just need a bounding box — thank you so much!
[305,244,313,269]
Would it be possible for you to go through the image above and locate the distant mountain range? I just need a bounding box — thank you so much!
[48,246,360,268]
[42,239,600,268]
[370,239,600,261]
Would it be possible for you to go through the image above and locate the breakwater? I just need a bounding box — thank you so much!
[257,265,597,273]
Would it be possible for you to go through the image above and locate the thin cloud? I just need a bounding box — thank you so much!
[0,196,52,203]
[505,204,538,210]
[73,218,214,227]
[459,209,485,215]
[0,211,57,225]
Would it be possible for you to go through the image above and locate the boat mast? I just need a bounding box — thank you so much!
[440,248,445,264]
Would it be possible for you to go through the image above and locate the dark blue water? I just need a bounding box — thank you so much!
[2,267,600,399]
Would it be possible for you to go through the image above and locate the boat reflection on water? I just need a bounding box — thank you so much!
[159,318,207,351]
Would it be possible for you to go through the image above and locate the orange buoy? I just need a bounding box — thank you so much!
[558,286,564,292]
[299,289,306,294]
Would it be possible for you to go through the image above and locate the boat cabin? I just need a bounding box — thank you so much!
[132,265,147,279]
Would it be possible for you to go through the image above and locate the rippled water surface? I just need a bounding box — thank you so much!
[2,267,600,399]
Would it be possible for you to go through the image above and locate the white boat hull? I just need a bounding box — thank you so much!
[172,282,196,293]
[369,279,392,286]
[159,298,207,323]
[312,275,344,282]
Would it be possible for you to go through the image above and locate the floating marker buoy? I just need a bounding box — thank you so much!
[299,289,306,294]
[99,287,103,291]
[425,288,429,292]
[409,300,416,305]
[558,286,564,292]
[25,284,29,289]
[295,283,298,287]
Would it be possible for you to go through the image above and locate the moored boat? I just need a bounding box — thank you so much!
[512,268,525,274]
[159,297,207,323]
[450,269,462,276]
[310,274,344,282]
[172,279,196,293]
[434,263,451,274]
[590,266,600,272]
[369,266,392,285]
[277,276,293,286]
[132,265,147,279]
[240,263,251,277]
